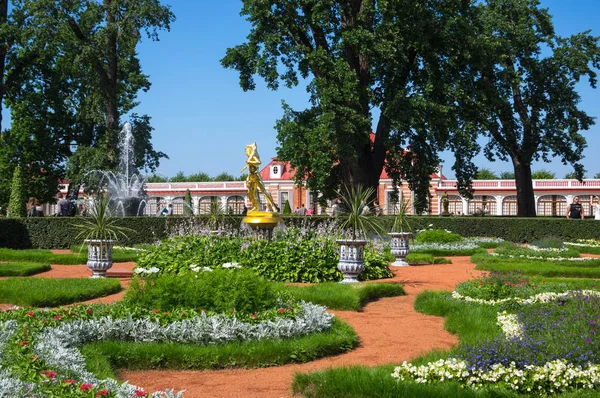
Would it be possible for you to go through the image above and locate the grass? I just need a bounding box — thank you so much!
[0,247,140,265]
[405,253,452,265]
[0,278,121,306]
[277,282,405,311]
[0,262,51,276]
[472,252,600,278]
[82,318,357,375]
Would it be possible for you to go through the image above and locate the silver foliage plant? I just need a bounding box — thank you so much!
[1,302,332,397]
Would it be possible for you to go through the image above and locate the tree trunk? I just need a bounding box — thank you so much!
[512,156,536,217]
[104,0,119,160]
[0,0,8,133]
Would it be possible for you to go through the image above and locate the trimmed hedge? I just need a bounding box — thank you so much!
[2,215,600,249]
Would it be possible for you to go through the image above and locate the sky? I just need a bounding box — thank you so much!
[129,0,600,180]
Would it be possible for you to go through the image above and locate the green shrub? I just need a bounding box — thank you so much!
[360,249,393,281]
[124,269,278,314]
[8,165,26,218]
[283,199,292,215]
[415,229,462,243]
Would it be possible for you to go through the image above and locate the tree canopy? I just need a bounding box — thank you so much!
[222,0,480,212]
[474,168,499,180]
[0,0,174,208]
[467,0,600,216]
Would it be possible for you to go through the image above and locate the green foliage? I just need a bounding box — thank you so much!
[72,194,134,243]
[415,229,462,244]
[0,278,120,307]
[124,269,278,314]
[8,165,26,218]
[83,318,357,371]
[531,169,556,180]
[391,199,412,233]
[564,171,582,179]
[0,247,138,264]
[361,249,394,281]
[184,189,193,216]
[474,168,498,180]
[405,253,435,265]
[337,185,384,240]
[283,199,292,215]
[499,171,515,180]
[0,262,51,276]
[223,0,481,206]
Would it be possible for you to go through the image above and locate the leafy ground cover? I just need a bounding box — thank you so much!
[0,262,50,276]
[0,278,121,306]
[405,253,451,265]
[135,227,392,283]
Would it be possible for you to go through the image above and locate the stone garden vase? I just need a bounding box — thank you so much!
[336,239,368,283]
[85,239,117,278]
[389,232,412,266]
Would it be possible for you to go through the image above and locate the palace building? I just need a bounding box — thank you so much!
[53,158,600,217]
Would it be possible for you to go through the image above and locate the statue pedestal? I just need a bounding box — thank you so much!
[441,211,451,217]
[242,211,282,240]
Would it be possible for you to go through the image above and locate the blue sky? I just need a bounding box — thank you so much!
[131,0,600,180]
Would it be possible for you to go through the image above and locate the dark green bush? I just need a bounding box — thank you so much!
[405,253,435,265]
[124,269,277,314]
[5,215,600,249]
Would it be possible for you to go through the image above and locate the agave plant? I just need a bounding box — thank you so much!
[336,185,384,240]
[73,194,133,244]
[392,198,412,233]
[200,198,233,231]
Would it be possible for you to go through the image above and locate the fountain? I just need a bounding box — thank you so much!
[89,122,147,216]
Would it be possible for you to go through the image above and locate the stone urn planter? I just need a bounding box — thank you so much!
[85,239,117,278]
[389,232,412,266]
[336,239,368,283]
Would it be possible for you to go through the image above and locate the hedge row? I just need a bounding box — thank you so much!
[1,215,598,249]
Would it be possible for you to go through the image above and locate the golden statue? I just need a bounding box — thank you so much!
[241,142,278,213]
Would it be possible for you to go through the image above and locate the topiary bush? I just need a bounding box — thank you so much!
[124,268,278,314]
[415,229,462,243]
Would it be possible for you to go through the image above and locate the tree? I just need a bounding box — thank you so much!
[594,172,600,179]
[222,0,480,211]
[8,164,25,217]
[145,174,167,183]
[474,168,499,180]
[184,189,193,216]
[499,171,515,180]
[212,172,236,182]
[564,171,585,179]
[531,169,556,180]
[169,171,187,182]
[283,199,292,215]
[467,0,600,216]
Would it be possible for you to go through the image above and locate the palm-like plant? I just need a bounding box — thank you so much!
[336,185,384,240]
[392,199,412,233]
[73,194,133,244]
[200,198,232,231]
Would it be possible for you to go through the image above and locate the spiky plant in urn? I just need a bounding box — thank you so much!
[336,185,383,283]
[389,199,413,266]
[73,194,133,278]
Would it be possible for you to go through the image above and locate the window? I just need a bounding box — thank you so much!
[446,195,463,215]
[502,196,518,216]
[467,196,497,215]
[171,197,185,215]
[145,197,164,216]
[227,196,245,214]
[537,195,566,216]
[199,196,218,214]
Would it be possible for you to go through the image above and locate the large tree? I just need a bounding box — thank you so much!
[222,0,480,210]
[0,0,173,206]
[469,0,600,216]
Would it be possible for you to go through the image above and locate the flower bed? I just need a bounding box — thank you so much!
[0,301,333,397]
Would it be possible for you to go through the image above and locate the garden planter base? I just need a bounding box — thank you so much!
[389,232,412,267]
[337,239,367,283]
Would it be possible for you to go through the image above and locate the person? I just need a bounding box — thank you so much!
[55,193,71,217]
[26,197,36,217]
[374,201,382,216]
[305,207,313,216]
[294,207,300,215]
[359,200,370,215]
[78,203,87,217]
[590,196,600,220]
[166,204,173,216]
[331,200,340,216]
[299,204,306,215]
[241,204,248,216]
[566,196,584,220]
[34,199,43,217]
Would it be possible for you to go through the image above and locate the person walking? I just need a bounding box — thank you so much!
[55,193,71,217]
[566,196,584,220]
[590,196,600,220]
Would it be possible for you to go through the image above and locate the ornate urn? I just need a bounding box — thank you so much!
[85,239,117,278]
[388,232,412,266]
[336,239,368,283]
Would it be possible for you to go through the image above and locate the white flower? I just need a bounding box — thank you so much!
[222,262,241,269]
